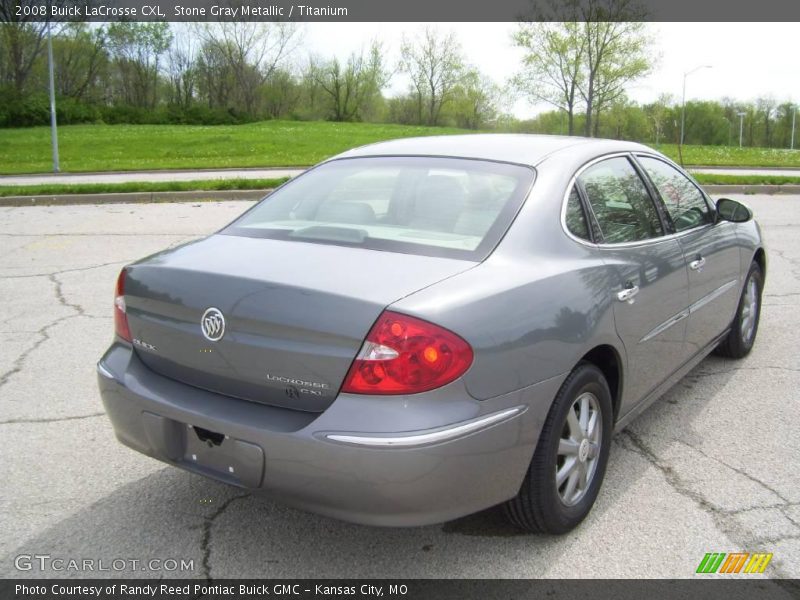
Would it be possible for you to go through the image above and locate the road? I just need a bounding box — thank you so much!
[0,166,798,187]
[0,196,798,580]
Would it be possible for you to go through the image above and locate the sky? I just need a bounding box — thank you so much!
[300,22,800,118]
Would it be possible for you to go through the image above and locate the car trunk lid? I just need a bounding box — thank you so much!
[123,234,474,412]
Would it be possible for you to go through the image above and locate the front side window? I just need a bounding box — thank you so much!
[578,157,663,244]
[225,156,535,260]
[637,156,714,232]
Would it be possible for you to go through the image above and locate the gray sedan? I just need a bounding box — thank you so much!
[97,134,765,534]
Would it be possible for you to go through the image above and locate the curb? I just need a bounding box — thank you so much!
[1,185,799,207]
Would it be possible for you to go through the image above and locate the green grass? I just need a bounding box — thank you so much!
[692,173,800,186]
[1,121,799,175]
[0,177,288,197]
[654,144,800,168]
[0,121,465,175]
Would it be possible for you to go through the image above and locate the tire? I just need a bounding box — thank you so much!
[504,362,613,534]
[715,261,763,359]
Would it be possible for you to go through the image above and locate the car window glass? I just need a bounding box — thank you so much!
[637,156,713,232]
[226,156,535,260]
[565,186,590,241]
[578,157,663,244]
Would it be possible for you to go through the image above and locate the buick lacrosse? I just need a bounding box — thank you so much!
[98,135,765,533]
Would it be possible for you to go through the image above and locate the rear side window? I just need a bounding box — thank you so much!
[637,156,714,232]
[225,156,535,260]
[578,157,663,244]
[565,186,590,241]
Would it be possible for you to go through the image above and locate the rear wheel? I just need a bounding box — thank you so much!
[504,362,613,534]
[715,261,763,359]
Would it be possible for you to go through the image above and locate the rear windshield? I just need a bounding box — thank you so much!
[223,156,535,260]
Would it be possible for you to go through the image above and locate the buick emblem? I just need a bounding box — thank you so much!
[201,307,225,341]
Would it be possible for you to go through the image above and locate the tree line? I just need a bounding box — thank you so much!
[0,9,796,149]
[0,20,502,130]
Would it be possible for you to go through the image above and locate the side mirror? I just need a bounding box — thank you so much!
[716,198,753,223]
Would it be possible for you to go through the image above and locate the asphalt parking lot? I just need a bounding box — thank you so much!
[1,195,798,580]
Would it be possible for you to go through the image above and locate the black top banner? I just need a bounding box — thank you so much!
[3,0,800,22]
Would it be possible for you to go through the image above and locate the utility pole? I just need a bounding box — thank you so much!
[47,14,60,173]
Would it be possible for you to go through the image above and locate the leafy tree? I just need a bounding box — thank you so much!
[308,42,390,122]
[401,28,465,126]
[106,22,172,109]
[195,22,299,116]
[512,21,585,135]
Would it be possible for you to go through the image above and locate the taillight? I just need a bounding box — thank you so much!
[114,269,131,342]
[341,311,473,395]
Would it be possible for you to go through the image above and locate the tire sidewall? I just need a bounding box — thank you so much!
[537,364,614,532]
[734,263,763,354]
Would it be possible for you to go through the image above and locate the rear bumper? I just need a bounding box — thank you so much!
[97,343,561,526]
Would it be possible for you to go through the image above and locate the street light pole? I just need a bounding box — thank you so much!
[738,112,746,148]
[680,65,712,150]
[46,17,60,173]
[792,105,797,151]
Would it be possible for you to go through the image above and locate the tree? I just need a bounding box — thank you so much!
[401,28,465,126]
[512,21,585,135]
[0,1,51,95]
[308,42,390,122]
[195,22,298,116]
[513,0,653,137]
[106,22,172,109]
[166,31,197,110]
[577,1,652,137]
[449,69,502,130]
[756,96,776,147]
[52,24,108,102]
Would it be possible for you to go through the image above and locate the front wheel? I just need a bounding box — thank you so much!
[715,261,763,359]
[504,362,613,534]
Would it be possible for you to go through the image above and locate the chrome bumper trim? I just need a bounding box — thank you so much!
[324,406,524,448]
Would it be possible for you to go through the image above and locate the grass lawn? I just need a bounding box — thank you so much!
[655,144,800,168]
[0,121,465,175]
[1,121,799,175]
[0,177,289,197]
[692,173,800,185]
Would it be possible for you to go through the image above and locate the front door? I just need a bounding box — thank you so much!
[577,156,690,414]
[635,155,742,354]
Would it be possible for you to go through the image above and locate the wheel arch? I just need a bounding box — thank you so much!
[753,247,766,279]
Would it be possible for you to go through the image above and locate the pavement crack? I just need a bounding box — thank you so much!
[49,273,85,316]
[0,259,129,280]
[201,493,249,581]
[616,430,720,513]
[0,272,87,391]
[0,412,105,425]
[674,439,790,505]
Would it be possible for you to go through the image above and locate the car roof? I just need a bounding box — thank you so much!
[333,134,653,167]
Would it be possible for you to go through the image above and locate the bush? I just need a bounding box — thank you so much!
[0,91,50,127]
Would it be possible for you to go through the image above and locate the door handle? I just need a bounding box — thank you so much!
[616,285,640,304]
[690,256,706,271]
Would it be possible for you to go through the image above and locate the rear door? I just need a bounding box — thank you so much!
[576,155,690,413]
[635,155,742,353]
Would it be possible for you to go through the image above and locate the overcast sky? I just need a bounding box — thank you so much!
[300,22,800,118]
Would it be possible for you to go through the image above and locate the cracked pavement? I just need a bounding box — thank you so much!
[0,196,798,580]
